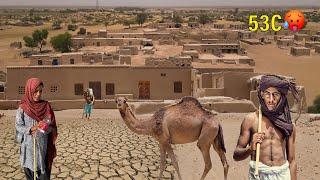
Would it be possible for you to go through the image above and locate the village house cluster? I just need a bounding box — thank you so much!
[1,7,316,112]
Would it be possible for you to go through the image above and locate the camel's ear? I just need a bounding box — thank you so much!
[124,97,128,103]
[114,97,118,103]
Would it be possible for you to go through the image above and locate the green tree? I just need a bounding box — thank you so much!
[123,19,134,28]
[71,18,77,24]
[188,16,197,22]
[303,20,308,29]
[85,16,94,21]
[173,14,183,24]
[34,16,42,22]
[136,13,148,26]
[104,20,110,29]
[50,32,72,53]
[23,36,37,49]
[199,14,210,25]
[308,95,320,113]
[29,9,34,16]
[23,29,48,52]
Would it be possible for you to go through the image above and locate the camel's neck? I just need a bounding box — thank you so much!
[119,106,153,136]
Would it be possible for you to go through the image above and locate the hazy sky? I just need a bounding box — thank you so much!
[0,0,319,7]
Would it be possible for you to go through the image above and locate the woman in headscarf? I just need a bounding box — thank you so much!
[16,78,57,180]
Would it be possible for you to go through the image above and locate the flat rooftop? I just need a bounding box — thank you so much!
[295,34,310,37]
[212,53,252,60]
[192,62,254,70]
[7,65,191,69]
[184,43,239,46]
[241,39,261,43]
[31,52,84,57]
[72,37,147,40]
[291,47,310,50]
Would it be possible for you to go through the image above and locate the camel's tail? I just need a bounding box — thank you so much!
[215,124,226,153]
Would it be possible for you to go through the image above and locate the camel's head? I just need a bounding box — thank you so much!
[115,97,128,110]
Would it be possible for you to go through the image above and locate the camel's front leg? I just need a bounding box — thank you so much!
[167,145,182,180]
[158,144,167,179]
[197,141,212,180]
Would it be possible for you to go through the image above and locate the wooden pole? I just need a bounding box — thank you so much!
[255,105,262,176]
[33,121,37,180]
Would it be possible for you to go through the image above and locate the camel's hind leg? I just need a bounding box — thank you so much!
[197,139,212,180]
[158,144,167,179]
[213,130,229,180]
[167,145,182,180]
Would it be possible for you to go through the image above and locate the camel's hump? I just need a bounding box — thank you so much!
[177,96,202,107]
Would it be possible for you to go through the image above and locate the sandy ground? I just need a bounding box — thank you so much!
[0,109,319,180]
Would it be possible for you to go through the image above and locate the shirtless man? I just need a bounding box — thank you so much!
[233,75,300,180]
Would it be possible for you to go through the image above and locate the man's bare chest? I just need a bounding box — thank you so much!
[252,116,285,142]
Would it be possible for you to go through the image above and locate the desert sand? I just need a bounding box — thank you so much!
[0,109,319,179]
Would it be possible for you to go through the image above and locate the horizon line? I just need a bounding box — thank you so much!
[0,5,320,9]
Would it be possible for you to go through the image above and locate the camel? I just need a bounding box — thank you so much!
[114,96,229,180]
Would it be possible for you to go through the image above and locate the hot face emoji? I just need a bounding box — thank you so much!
[284,10,305,32]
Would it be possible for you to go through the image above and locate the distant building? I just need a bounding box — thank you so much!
[188,22,200,28]
[35,20,44,26]
[52,22,62,30]
[68,24,78,31]
[148,22,177,29]
[305,41,320,49]
[229,22,247,30]
[294,34,310,41]
[6,66,191,100]
[238,31,253,40]
[315,45,320,54]
[311,35,320,42]
[0,71,6,82]
[213,23,225,29]
[277,39,294,47]
[145,56,192,67]
[72,31,173,48]
[201,39,220,44]
[183,43,240,54]
[290,47,310,56]
[72,37,146,48]
[30,52,84,66]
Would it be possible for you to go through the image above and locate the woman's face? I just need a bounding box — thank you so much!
[32,85,43,102]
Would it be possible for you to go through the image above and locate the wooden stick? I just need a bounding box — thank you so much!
[255,105,262,176]
[33,122,37,180]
